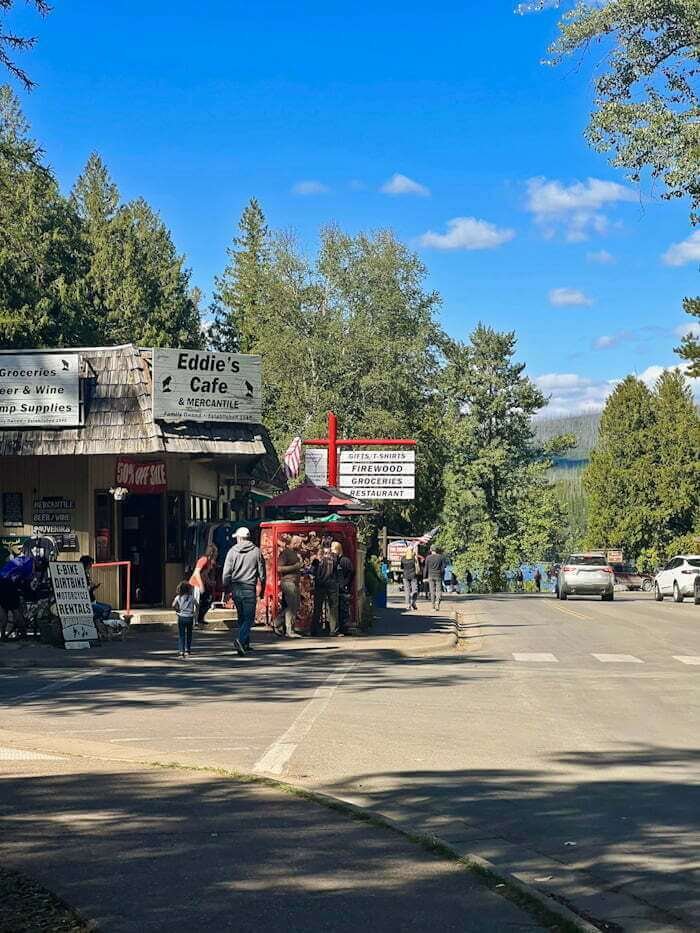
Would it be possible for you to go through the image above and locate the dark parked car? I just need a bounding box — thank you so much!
[609,563,643,591]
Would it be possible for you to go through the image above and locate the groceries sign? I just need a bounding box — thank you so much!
[338,450,416,500]
[152,349,262,424]
[0,353,80,427]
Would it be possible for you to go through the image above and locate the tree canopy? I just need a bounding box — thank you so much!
[0,0,48,89]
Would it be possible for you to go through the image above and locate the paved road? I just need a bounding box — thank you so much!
[1,590,698,930]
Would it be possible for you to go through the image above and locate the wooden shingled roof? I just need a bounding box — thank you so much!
[0,345,282,477]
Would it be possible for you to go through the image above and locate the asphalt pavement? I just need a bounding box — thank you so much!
[1,589,698,931]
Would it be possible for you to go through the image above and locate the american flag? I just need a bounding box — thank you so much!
[416,526,440,545]
[283,436,303,478]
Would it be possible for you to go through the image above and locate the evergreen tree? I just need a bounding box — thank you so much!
[653,368,700,544]
[0,86,96,348]
[584,376,661,557]
[440,325,570,589]
[72,153,202,348]
[210,198,270,352]
[676,296,700,377]
[0,0,48,90]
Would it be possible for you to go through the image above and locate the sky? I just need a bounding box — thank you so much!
[5,0,700,417]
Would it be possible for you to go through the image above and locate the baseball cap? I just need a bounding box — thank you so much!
[234,527,250,539]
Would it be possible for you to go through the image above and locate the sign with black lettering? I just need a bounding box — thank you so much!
[49,561,99,649]
[152,349,262,424]
[2,492,23,526]
[338,450,416,500]
[0,353,80,427]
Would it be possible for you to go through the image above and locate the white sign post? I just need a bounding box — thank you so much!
[338,450,416,500]
[152,349,262,424]
[0,353,80,427]
[49,561,99,649]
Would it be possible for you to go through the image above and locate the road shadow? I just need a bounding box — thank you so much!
[324,744,700,928]
[0,764,542,933]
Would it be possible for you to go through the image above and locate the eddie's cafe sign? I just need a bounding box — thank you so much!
[152,349,262,424]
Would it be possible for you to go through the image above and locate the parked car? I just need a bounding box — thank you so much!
[654,555,700,603]
[557,553,615,601]
[609,563,643,590]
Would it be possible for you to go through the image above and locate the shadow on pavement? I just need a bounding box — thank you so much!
[0,763,542,933]
[324,744,700,928]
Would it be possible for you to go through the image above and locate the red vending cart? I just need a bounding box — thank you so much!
[258,520,358,633]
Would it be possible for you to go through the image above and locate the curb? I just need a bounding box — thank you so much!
[0,731,597,933]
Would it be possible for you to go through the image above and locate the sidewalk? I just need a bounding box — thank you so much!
[0,751,545,932]
[0,592,458,672]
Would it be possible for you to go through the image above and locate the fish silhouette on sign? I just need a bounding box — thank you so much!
[61,359,70,371]
[244,380,254,398]
[162,375,173,393]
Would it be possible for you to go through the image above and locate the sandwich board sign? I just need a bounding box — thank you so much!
[338,450,415,500]
[49,561,99,649]
[0,352,80,427]
[152,349,262,424]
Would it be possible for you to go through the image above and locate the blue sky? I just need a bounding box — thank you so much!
[6,1,699,415]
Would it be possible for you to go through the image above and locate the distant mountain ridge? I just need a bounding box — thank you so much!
[535,412,600,466]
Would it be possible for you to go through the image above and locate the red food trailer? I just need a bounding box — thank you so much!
[257,519,359,633]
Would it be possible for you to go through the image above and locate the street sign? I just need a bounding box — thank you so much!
[49,561,99,649]
[0,352,80,427]
[305,447,328,485]
[152,349,262,424]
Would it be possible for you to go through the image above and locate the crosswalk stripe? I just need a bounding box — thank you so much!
[673,656,700,665]
[512,653,558,662]
[592,653,643,663]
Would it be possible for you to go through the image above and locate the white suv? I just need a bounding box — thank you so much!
[557,553,615,600]
[654,555,700,603]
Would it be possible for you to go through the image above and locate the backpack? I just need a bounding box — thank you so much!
[315,553,338,586]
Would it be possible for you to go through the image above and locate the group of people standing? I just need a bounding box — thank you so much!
[400,545,471,611]
[174,528,355,659]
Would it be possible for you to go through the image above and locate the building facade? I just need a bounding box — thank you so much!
[0,345,284,608]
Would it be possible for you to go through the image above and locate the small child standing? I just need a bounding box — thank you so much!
[172,581,195,658]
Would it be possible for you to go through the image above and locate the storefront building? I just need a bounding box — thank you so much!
[0,344,284,607]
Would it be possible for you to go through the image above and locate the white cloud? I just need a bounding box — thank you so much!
[675,321,700,340]
[291,180,330,195]
[526,176,635,241]
[419,217,515,251]
[662,230,700,267]
[549,287,594,307]
[536,363,700,417]
[587,249,616,265]
[593,334,619,350]
[380,173,430,197]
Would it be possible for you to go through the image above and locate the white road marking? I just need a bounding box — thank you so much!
[57,728,123,735]
[8,669,103,703]
[673,656,700,665]
[592,653,644,664]
[0,747,66,761]
[254,662,355,775]
[109,737,158,744]
[512,653,558,662]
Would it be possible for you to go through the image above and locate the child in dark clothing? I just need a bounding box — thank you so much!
[173,581,195,658]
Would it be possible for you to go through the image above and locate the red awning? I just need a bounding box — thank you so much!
[262,479,374,513]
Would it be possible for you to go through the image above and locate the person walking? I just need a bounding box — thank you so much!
[189,544,218,626]
[331,541,355,635]
[401,547,419,611]
[275,535,303,638]
[311,544,340,637]
[534,568,542,592]
[222,527,266,656]
[172,580,195,658]
[424,546,448,610]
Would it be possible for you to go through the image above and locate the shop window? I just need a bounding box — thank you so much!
[94,492,114,562]
[166,493,185,562]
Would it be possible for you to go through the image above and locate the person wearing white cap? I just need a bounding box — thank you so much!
[222,527,266,655]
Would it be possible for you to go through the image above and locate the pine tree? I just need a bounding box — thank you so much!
[440,325,570,589]
[653,369,700,544]
[584,376,660,557]
[676,296,700,377]
[210,198,270,352]
[72,153,202,348]
[0,86,96,348]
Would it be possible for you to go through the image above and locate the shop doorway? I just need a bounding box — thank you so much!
[120,494,163,606]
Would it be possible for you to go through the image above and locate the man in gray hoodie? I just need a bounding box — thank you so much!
[222,527,266,655]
